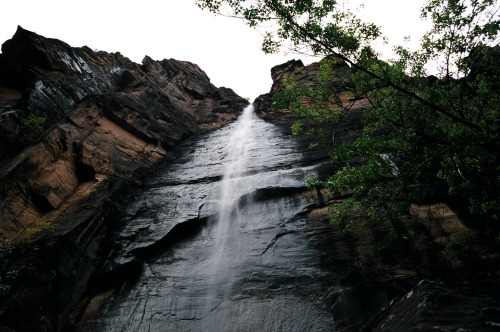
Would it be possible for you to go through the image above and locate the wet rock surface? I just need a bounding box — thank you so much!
[73,106,422,332]
[74,109,322,331]
[75,108,340,331]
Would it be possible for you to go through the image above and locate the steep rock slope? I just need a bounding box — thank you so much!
[0,26,247,331]
[0,26,247,240]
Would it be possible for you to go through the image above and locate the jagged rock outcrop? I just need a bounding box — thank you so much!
[0,26,248,240]
[0,26,247,331]
[253,57,356,128]
[253,57,368,176]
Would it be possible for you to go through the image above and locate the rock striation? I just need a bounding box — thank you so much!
[0,26,247,331]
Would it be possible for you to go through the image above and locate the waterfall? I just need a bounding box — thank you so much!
[83,103,336,332]
[210,105,258,279]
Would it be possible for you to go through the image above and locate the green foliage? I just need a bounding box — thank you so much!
[0,114,46,154]
[196,0,382,57]
[198,0,500,233]
[306,175,320,189]
[20,115,46,145]
[24,219,55,245]
[290,121,303,137]
[0,242,18,296]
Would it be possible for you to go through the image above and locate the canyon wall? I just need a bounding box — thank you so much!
[0,27,497,331]
[0,26,247,331]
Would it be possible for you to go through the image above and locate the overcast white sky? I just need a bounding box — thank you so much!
[1,0,429,100]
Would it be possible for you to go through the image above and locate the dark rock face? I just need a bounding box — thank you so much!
[0,26,247,331]
[362,277,500,331]
[1,27,498,330]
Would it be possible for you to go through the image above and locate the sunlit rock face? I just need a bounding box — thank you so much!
[0,26,248,240]
[0,26,247,331]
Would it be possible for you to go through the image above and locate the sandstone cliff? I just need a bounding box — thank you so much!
[0,26,248,240]
[0,26,247,330]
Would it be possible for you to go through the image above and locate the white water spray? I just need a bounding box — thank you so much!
[209,104,259,277]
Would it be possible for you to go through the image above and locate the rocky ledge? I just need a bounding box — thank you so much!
[0,26,247,331]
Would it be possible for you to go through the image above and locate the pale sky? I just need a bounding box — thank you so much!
[1,0,429,100]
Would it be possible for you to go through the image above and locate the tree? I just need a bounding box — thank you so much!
[197,0,500,235]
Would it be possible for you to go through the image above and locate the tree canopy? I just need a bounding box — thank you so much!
[197,0,500,237]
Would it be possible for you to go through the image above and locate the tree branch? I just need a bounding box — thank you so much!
[266,0,482,133]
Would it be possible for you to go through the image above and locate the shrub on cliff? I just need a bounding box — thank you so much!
[0,242,17,296]
[0,114,45,156]
[20,114,46,145]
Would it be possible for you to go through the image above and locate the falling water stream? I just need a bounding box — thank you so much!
[83,105,339,331]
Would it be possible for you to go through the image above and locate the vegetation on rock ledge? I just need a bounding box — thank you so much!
[198,0,500,241]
